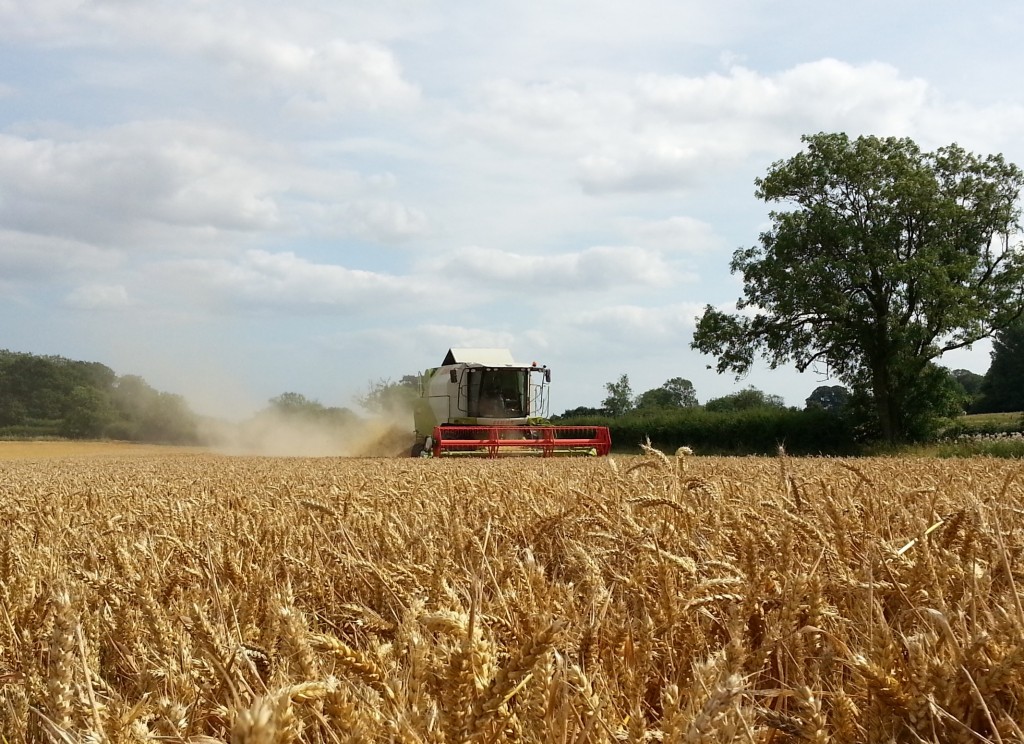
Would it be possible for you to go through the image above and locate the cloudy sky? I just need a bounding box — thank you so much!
[2,1,1023,418]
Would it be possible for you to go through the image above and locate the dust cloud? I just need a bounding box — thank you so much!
[199,409,414,458]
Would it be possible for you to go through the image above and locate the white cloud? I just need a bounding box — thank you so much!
[0,2,420,113]
[580,61,933,193]
[194,31,420,114]
[500,0,747,50]
[0,126,280,245]
[566,302,706,343]
[334,200,431,243]
[168,249,436,313]
[636,60,929,134]
[456,79,632,155]
[64,283,130,310]
[0,229,122,280]
[455,59,951,194]
[913,100,1024,154]
[311,324,527,382]
[0,120,408,257]
[577,147,706,194]
[626,216,725,254]
[410,324,520,353]
[0,0,83,41]
[436,245,682,290]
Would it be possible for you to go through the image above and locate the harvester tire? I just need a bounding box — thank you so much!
[411,443,425,458]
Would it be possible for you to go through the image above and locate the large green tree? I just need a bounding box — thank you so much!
[662,377,699,408]
[949,368,985,412]
[704,387,785,413]
[636,377,698,410]
[805,385,850,413]
[602,374,635,417]
[692,133,1024,442]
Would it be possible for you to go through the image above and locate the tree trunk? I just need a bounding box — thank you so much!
[871,358,903,443]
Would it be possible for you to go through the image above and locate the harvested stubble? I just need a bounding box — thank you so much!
[1,452,1023,743]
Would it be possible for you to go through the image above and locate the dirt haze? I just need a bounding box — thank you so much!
[200,410,414,458]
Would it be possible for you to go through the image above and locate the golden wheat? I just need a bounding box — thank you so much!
[0,448,1021,742]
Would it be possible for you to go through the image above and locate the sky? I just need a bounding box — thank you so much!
[2,0,1023,419]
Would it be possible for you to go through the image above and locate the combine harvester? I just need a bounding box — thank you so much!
[412,348,611,458]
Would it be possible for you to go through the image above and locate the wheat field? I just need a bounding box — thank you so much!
[1,445,1022,743]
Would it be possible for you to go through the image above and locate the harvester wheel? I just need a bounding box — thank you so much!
[411,443,425,458]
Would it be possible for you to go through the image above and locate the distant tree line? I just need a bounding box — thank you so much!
[0,349,382,445]
[555,374,790,421]
[260,392,360,427]
[356,375,421,414]
[0,349,201,443]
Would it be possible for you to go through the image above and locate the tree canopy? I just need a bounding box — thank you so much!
[357,375,421,414]
[692,133,1024,442]
[805,385,850,413]
[949,368,985,412]
[636,377,698,410]
[704,387,785,413]
[261,391,358,427]
[554,405,607,419]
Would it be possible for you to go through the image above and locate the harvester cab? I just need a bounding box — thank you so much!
[412,348,611,458]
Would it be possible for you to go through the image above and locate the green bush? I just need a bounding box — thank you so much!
[567,407,856,455]
[0,421,62,439]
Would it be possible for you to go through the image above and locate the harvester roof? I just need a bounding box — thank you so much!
[442,348,518,366]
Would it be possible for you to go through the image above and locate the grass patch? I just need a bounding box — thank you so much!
[930,437,1024,458]
[959,411,1024,430]
[938,411,1024,444]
